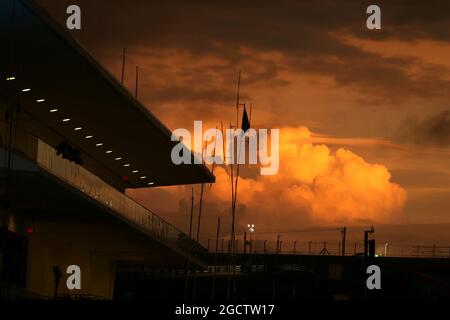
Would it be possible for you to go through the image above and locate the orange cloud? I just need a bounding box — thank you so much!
[206,126,407,227]
[128,126,407,234]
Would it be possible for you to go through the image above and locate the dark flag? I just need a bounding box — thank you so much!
[241,106,250,132]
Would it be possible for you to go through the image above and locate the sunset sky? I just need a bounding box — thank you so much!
[38,0,450,245]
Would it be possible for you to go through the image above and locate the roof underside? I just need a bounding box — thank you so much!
[0,0,214,188]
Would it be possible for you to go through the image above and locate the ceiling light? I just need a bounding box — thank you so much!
[132,170,139,173]
[123,163,130,167]
[6,77,15,81]
[148,182,154,186]
[62,118,71,122]
[22,88,31,92]
[36,99,45,103]
[96,143,103,147]
[140,176,147,179]
[74,127,82,131]
[49,108,58,113]
[114,157,122,161]
[105,150,112,154]
[85,135,93,139]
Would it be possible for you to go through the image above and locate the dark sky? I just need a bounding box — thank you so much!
[36,0,450,246]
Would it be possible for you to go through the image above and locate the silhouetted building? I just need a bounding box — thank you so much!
[0,0,213,299]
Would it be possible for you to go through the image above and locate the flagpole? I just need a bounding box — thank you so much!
[227,71,241,301]
[210,125,219,188]
[229,123,235,253]
[227,122,234,301]
[232,104,245,236]
[232,104,250,252]
[232,71,241,254]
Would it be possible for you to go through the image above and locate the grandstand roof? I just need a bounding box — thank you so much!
[0,0,214,188]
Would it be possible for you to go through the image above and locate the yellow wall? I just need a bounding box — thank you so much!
[26,221,178,299]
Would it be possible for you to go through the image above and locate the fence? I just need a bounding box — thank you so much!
[35,139,205,257]
[205,238,450,258]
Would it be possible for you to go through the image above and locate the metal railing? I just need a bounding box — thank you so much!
[206,238,450,259]
[33,139,205,259]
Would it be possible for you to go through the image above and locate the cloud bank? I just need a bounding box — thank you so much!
[129,127,407,232]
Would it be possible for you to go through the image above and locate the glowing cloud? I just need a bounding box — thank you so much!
[128,126,407,232]
[207,126,407,227]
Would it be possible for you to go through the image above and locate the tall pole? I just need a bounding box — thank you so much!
[364,226,374,257]
[196,138,209,243]
[244,232,247,255]
[231,71,241,254]
[215,217,221,252]
[189,187,194,237]
[229,124,235,253]
[235,71,241,132]
[227,72,241,301]
[220,121,226,161]
[211,216,220,301]
[342,227,347,257]
[135,66,139,98]
[121,48,126,85]
[233,134,243,250]
[210,126,219,188]
[276,235,281,254]
[196,183,204,242]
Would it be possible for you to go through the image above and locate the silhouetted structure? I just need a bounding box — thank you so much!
[0,0,213,299]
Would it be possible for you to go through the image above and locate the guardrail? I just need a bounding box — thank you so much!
[205,238,450,258]
[34,139,206,260]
